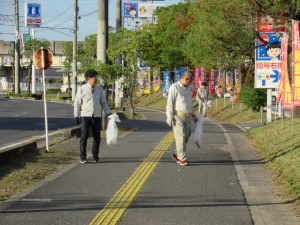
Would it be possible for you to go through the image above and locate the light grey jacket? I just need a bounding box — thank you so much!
[196,87,208,103]
[74,84,111,117]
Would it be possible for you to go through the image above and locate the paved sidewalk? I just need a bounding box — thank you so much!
[0,107,299,225]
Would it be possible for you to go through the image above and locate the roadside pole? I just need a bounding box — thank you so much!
[32,28,36,93]
[267,88,272,123]
[14,0,20,94]
[33,48,53,152]
[97,0,109,129]
[72,0,78,101]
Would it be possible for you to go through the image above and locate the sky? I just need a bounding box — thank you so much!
[0,0,181,42]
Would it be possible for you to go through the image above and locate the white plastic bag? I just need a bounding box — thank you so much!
[106,113,121,146]
[206,100,211,108]
[193,113,205,148]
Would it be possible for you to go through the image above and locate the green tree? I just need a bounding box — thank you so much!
[62,41,73,97]
[21,39,51,93]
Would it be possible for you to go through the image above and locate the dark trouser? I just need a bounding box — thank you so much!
[80,117,101,159]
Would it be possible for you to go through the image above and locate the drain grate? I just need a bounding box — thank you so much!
[222,124,244,133]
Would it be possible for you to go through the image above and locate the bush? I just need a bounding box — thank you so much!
[239,84,267,111]
[47,88,61,93]
[9,92,42,99]
[58,95,72,100]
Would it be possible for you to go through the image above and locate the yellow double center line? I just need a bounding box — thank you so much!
[90,131,174,225]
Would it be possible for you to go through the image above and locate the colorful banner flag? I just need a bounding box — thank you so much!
[226,71,233,91]
[162,71,171,98]
[292,21,300,106]
[208,69,216,96]
[153,68,160,92]
[217,67,225,95]
[192,67,201,98]
[277,34,292,109]
[234,68,241,94]
[200,67,206,83]
[174,70,181,83]
[138,67,150,90]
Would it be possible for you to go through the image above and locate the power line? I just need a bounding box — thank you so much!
[44,4,72,24]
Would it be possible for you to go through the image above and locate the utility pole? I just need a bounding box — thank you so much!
[116,0,122,64]
[14,0,20,94]
[97,0,108,129]
[97,0,107,64]
[72,0,78,101]
[32,28,36,93]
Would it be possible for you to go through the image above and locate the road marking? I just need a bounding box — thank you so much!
[89,131,174,225]
[20,198,52,202]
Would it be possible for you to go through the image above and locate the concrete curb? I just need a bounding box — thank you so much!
[0,126,81,160]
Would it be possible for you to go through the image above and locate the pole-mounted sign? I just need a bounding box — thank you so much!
[25,2,42,27]
[33,48,53,152]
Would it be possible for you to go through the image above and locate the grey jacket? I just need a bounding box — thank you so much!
[74,84,111,117]
[196,87,208,103]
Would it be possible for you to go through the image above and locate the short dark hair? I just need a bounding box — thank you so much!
[201,82,207,87]
[85,69,98,80]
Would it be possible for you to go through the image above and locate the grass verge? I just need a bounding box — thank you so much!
[206,98,300,212]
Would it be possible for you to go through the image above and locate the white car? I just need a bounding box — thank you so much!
[60,82,81,93]
[272,88,278,102]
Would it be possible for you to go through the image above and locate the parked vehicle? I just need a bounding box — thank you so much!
[272,88,278,102]
[60,82,81,93]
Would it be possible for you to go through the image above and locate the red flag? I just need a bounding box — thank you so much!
[208,69,216,96]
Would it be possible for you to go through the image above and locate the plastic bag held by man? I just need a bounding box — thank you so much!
[106,113,121,146]
[193,113,205,148]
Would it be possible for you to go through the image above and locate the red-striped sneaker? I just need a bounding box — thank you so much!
[179,159,189,166]
[172,154,180,163]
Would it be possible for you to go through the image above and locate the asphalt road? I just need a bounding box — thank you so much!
[0,97,74,149]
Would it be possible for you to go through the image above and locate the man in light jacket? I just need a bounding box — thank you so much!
[196,82,208,116]
[166,71,198,166]
[74,69,111,163]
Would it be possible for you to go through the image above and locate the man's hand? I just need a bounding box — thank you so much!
[166,117,172,126]
[75,117,80,126]
[192,114,198,124]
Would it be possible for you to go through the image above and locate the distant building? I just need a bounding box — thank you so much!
[0,40,84,85]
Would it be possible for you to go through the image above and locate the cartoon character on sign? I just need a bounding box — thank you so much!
[266,44,281,61]
[130,8,137,17]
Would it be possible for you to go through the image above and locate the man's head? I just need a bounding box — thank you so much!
[85,69,98,86]
[180,71,193,87]
[201,82,207,88]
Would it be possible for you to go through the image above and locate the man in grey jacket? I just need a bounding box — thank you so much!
[74,69,112,163]
[196,82,208,116]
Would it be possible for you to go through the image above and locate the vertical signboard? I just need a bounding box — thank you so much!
[192,67,201,98]
[208,69,216,96]
[277,35,292,109]
[217,67,225,95]
[292,21,300,106]
[226,71,233,91]
[255,13,284,88]
[163,71,171,98]
[234,68,241,94]
[25,2,42,27]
